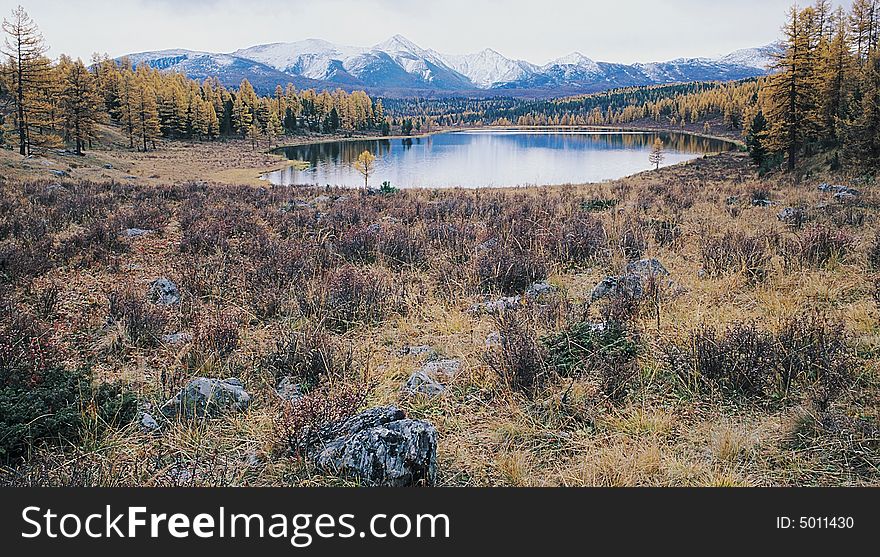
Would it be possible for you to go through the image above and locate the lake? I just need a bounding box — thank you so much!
[264,129,737,188]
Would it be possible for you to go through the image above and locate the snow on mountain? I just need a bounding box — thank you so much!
[122,37,775,97]
[439,48,538,88]
[717,43,781,70]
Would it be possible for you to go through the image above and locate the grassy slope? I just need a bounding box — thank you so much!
[1,140,878,487]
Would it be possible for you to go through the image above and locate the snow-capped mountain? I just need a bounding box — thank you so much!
[122,37,778,97]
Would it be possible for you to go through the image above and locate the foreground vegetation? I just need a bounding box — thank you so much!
[0,146,877,486]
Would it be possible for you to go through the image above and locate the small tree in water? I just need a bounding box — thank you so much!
[649,137,665,170]
[354,150,376,189]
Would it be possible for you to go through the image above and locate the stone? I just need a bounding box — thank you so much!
[276,377,304,404]
[526,281,557,297]
[103,163,114,169]
[476,238,499,252]
[160,377,251,420]
[624,258,669,278]
[45,183,67,193]
[834,190,859,201]
[160,332,191,345]
[420,359,461,378]
[751,198,775,207]
[470,295,523,313]
[148,277,180,305]
[49,169,69,177]
[312,195,331,205]
[485,331,502,347]
[398,345,438,359]
[777,207,806,226]
[122,228,154,238]
[139,411,161,432]
[311,406,437,487]
[403,370,446,397]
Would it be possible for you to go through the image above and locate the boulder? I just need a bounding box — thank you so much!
[148,278,180,305]
[420,359,461,378]
[485,331,502,347]
[311,406,437,487]
[526,281,557,297]
[624,258,669,278]
[470,281,557,314]
[398,345,438,360]
[139,411,161,432]
[160,377,251,420]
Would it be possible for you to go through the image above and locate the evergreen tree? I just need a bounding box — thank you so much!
[60,58,102,154]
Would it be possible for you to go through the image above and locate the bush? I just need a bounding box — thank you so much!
[701,230,770,282]
[477,243,547,295]
[275,383,368,456]
[377,224,427,268]
[783,224,853,268]
[0,307,137,461]
[194,311,240,357]
[108,288,167,347]
[486,313,549,394]
[553,216,607,265]
[543,321,639,401]
[304,265,395,332]
[666,316,857,406]
[260,327,354,390]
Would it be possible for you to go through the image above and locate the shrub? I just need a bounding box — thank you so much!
[108,288,167,347]
[581,198,618,212]
[554,216,607,264]
[617,217,647,262]
[0,306,136,461]
[486,312,548,394]
[377,224,428,268]
[543,321,639,401]
[783,224,854,268]
[305,265,395,332]
[275,382,368,457]
[476,243,547,295]
[701,230,770,282]
[194,311,241,357]
[666,316,857,406]
[335,225,379,263]
[260,327,354,390]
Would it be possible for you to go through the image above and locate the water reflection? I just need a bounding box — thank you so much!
[265,130,736,188]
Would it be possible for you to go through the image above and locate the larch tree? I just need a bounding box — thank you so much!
[354,150,376,189]
[766,5,823,170]
[648,137,665,169]
[60,58,103,154]
[2,5,50,155]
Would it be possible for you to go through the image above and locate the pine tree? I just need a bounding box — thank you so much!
[232,94,252,138]
[648,137,665,169]
[846,46,880,166]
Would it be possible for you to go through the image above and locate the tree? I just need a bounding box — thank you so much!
[766,5,823,170]
[60,58,102,154]
[648,137,665,169]
[353,150,376,189]
[246,122,260,150]
[2,5,50,155]
[746,110,770,168]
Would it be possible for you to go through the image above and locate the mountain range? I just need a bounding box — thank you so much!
[123,35,780,98]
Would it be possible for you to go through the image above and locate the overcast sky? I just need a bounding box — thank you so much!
[2,0,855,64]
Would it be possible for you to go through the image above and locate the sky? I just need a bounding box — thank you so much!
[1,0,856,65]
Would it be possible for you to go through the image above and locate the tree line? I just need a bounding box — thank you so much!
[0,6,386,156]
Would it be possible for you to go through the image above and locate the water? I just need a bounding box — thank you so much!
[264,129,737,188]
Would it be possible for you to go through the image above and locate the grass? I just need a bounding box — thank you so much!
[0,144,878,487]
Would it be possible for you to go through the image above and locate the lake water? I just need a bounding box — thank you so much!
[264,129,737,188]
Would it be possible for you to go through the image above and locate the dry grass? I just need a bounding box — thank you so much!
[1,146,878,487]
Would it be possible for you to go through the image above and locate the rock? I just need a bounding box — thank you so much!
[624,258,669,278]
[398,345,438,360]
[160,332,191,345]
[160,377,251,420]
[49,169,69,177]
[526,281,557,297]
[139,411,161,432]
[312,195,331,205]
[45,183,67,193]
[725,196,740,205]
[421,359,461,378]
[122,227,154,238]
[276,377,304,404]
[777,207,807,226]
[751,198,775,207]
[834,190,859,201]
[476,238,499,252]
[470,295,523,313]
[591,259,670,303]
[485,331,502,347]
[311,406,437,487]
[403,370,446,397]
[103,163,113,169]
[148,278,180,305]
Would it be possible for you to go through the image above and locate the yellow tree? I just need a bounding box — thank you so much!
[353,150,376,189]
[60,58,103,154]
[648,137,665,169]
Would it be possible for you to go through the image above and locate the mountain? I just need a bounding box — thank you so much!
[122,37,781,98]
